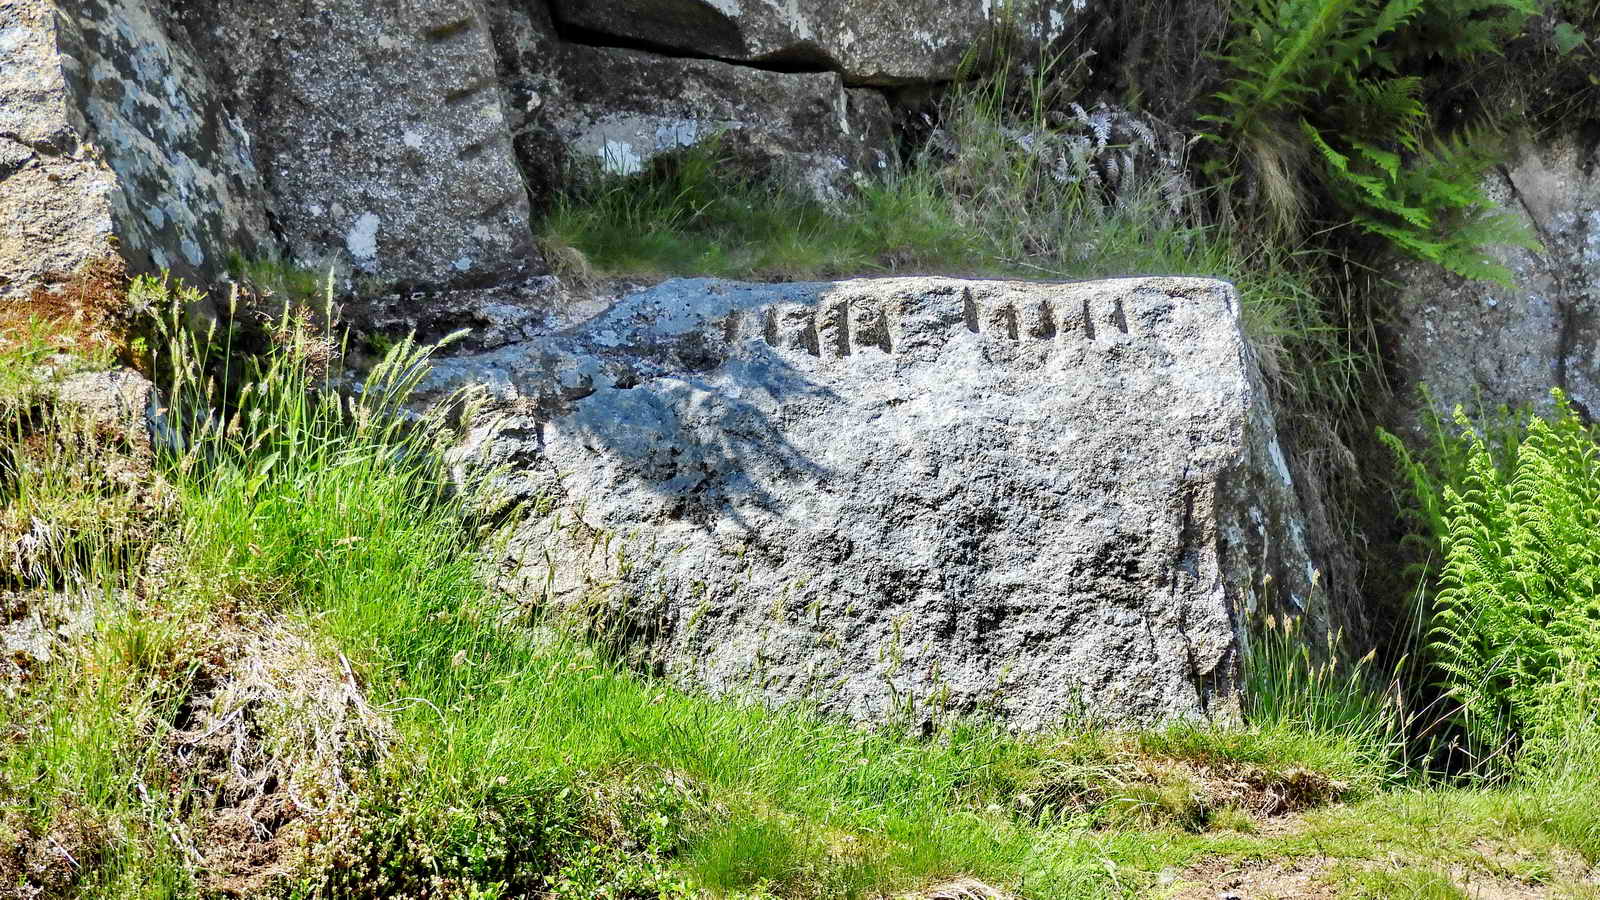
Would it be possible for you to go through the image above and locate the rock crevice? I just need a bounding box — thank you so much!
[5,0,920,294]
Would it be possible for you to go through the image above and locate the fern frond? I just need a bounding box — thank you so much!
[1406,395,1600,760]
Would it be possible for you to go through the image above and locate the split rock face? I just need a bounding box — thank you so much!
[545,0,1077,85]
[423,276,1330,728]
[179,0,543,287]
[5,0,900,294]
[5,0,542,291]
[1391,137,1600,436]
[487,0,895,205]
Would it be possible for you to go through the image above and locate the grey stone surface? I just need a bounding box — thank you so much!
[7,0,541,294]
[185,0,542,287]
[50,0,272,283]
[488,1,895,205]
[53,367,163,447]
[1,0,129,295]
[545,0,1076,85]
[11,0,909,290]
[1391,137,1600,436]
[417,275,1330,729]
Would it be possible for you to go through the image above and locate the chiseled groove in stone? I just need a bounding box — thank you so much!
[430,275,1334,730]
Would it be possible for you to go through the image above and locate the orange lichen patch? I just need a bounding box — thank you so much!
[3,252,131,359]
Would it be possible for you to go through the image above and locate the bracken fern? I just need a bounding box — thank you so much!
[1423,392,1600,768]
[1204,0,1538,279]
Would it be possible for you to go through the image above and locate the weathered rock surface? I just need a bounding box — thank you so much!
[545,0,1075,85]
[8,0,542,294]
[417,275,1331,728]
[2,0,225,295]
[52,367,165,449]
[10,0,928,294]
[489,2,894,203]
[49,0,275,281]
[184,0,542,286]
[1391,137,1600,436]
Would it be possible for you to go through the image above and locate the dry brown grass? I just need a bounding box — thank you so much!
[1014,734,1351,834]
[4,252,131,360]
[1,373,174,593]
[900,878,1015,899]
[170,622,392,896]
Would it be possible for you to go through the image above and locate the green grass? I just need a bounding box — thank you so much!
[168,356,1383,895]
[225,253,335,308]
[544,148,978,283]
[1241,613,1412,781]
[0,317,61,408]
[0,586,199,897]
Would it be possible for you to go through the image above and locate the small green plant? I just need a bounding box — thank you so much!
[1431,394,1599,765]
[225,253,333,308]
[1242,615,1410,780]
[1331,864,1468,899]
[0,316,62,412]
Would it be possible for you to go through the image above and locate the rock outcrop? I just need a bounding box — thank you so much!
[3,0,263,295]
[7,0,910,295]
[1391,137,1600,436]
[544,0,1075,85]
[414,275,1332,728]
[9,0,1358,730]
[181,0,542,286]
[3,0,102,297]
[488,0,895,204]
[7,0,541,291]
